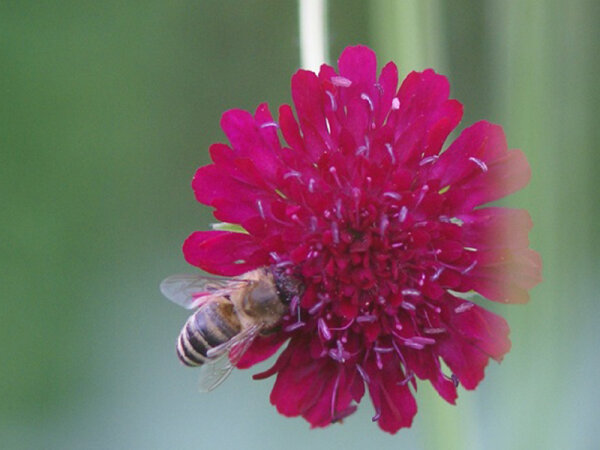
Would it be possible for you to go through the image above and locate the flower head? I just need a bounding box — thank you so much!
[183,45,542,433]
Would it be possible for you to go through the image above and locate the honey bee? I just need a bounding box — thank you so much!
[160,267,302,391]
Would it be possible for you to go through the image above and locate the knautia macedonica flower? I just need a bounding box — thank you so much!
[183,45,542,433]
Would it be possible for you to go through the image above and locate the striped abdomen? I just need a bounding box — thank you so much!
[176,299,241,367]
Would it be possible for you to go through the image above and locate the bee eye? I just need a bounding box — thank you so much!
[245,283,276,311]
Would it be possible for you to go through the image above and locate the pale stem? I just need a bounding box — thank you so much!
[298,0,329,71]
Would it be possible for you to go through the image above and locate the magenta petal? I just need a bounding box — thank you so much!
[182,231,268,276]
[403,349,457,404]
[459,207,533,250]
[291,70,332,160]
[438,297,511,389]
[375,61,399,126]
[220,109,282,180]
[236,334,287,369]
[431,121,507,186]
[338,45,377,87]
[467,247,542,304]
[393,70,458,137]
[270,351,327,417]
[459,149,532,209]
[365,358,418,434]
[193,163,261,206]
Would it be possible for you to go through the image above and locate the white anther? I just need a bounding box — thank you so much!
[283,170,302,179]
[383,191,402,200]
[398,205,408,223]
[461,260,478,274]
[419,155,438,166]
[402,288,421,297]
[454,302,475,313]
[331,76,352,87]
[385,143,396,164]
[260,121,279,128]
[469,157,488,172]
[256,200,265,219]
[325,91,337,111]
[331,221,340,244]
[360,93,374,111]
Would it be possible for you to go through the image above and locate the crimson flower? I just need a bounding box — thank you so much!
[182,45,542,433]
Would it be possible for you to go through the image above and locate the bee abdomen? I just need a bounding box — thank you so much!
[176,301,241,367]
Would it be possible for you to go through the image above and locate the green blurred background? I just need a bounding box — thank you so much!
[2,1,598,449]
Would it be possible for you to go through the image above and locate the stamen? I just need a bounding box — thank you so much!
[283,170,302,179]
[310,215,318,232]
[360,92,374,111]
[269,251,280,261]
[259,121,279,129]
[451,374,460,387]
[379,214,389,237]
[377,295,386,305]
[398,372,414,386]
[383,191,401,201]
[403,340,425,350]
[461,260,478,274]
[329,166,342,187]
[392,339,409,369]
[424,327,446,334]
[414,184,429,207]
[331,221,340,244]
[419,155,438,166]
[431,266,445,281]
[402,288,421,297]
[284,321,305,332]
[331,369,342,420]
[373,349,383,370]
[328,340,349,363]
[373,346,394,353]
[318,318,332,341]
[410,336,436,346]
[330,319,354,331]
[335,198,343,219]
[256,200,265,219]
[384,143,396,164]
[455,302,474,313]
[401,301,416,311]
[308,178,316,193]
[289,295,300,314]
[355,145,368,157]
[309,300,324,315]
[331,76,352,87]
[325,90,337,111]
[398,205,408,223]
[356,364,371,384]
[356,314,377,323]
[391,97,400,110]
[372,408,381,422]
[469,156,488,172]
[290,214,304,226]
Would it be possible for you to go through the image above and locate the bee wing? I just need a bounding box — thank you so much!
[160,274,253,310]
[197,324,262,392]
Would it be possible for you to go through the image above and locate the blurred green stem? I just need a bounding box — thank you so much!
[299,0,329,70]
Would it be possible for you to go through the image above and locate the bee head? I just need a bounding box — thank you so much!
[272,265,304,305]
